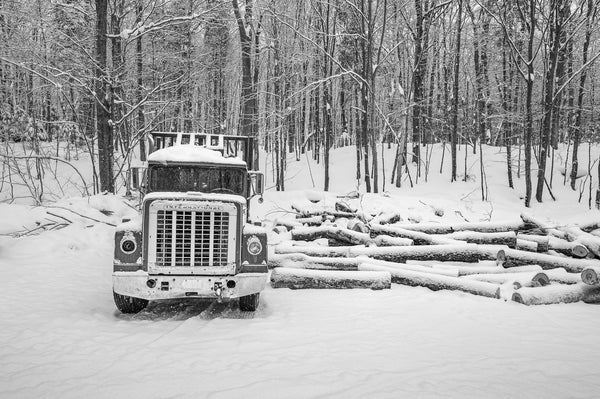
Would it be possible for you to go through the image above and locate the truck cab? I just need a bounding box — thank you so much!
[112,132,267,313]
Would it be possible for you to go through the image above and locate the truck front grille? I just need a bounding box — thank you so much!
[155,210,230,267]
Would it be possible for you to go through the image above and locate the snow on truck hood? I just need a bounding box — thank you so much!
[147,145,247,166]
[143,191,247,206]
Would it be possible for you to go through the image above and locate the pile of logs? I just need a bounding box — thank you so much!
[269,204,600,305]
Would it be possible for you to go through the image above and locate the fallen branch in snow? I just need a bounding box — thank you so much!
[512,284,600,305]
[6,220,70,237]
[270,268,391,290]
[45,206,117,227]
[358,263,500,299]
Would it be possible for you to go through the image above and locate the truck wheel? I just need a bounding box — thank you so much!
[239,293,260,312]
[113,291,148,314]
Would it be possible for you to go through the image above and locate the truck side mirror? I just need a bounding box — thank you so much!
[131,166,147,191]
[248,171,264,199]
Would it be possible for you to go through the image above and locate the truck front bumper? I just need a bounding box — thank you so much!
[112,272,267,300]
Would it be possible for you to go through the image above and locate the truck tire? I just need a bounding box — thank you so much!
[239,293,260,311]
[113,291,148,314]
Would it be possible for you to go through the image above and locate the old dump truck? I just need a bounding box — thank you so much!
[112,132,267,313]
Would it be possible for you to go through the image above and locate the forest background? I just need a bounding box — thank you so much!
[1,0,599,208]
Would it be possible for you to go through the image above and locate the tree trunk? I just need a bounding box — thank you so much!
[95,0,114,193]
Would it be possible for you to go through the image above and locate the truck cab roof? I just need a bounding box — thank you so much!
[147,145,247,167]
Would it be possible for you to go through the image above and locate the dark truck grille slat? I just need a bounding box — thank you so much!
[156,210,229,267]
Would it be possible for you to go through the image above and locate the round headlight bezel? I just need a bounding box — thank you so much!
[247,235,263,256]
[120,233,137,254]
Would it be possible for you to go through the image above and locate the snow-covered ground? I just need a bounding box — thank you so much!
[1,143,600,398]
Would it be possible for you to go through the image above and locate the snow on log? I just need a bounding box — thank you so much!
[562,227,600,258]
[356,256,459,277]
[516,238,539,253]
[463,272,550,288]
[270,268,391,290]
[386,219,533,234]
[358,263,500,299]
[432,264,543,276]
[544,268,583,285]
[444,231,517,248]
[369,224,460,245]
[268,253,359,271]
[522,235,589,258]
[276,243,502,263]
[517,234,549,252]
[581,267,600,285]
[290,226,374,246]
[577,220,600,233]
[295,215,333,226]
[494,247,600,273]
[370,212,403,225]
[512,284,600,305]
[371,235,414,247]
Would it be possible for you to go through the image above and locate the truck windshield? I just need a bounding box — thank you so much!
[148,165,245,195]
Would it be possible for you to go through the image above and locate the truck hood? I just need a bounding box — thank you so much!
[142,191,247,206]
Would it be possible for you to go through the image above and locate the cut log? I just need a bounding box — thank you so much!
[581,267,600,285]
[463,272,550,288]
[356,256,459,277]
[272,226,289,234]
[578,220,600,233]
[432,264,543,276]
[371,235,414,247]
[517,234,549,252]
[370,224,460,245]
[547,236,588,258]
[519,213,566,238]
[274,219,302,231]
[544,268,583,285]
[268,253,359,271]
[443,231,517,248]
[276,243,502,264]
[516,238,539,253]
[295,215,333,226]
[370,212,403,225]
[270,268,391,290]
[335,201,357,214]
[291,226,374,246]
[358,263,500,299]
[347,219,369,233]
[386,219,533,234]
[562,226,600,258]
[494,247,600,273]
[512,284,600,305]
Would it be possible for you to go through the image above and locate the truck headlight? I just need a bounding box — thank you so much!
[247,235,263,256]
[120,233,137,254]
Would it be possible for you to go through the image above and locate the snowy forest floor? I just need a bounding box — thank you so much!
[1,142,600,398]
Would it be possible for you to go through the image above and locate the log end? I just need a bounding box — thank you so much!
[511,292,526,305]
[572,244,590,258]
[496,249,506,266]
[532,272,551,287]
[581,268,599,286]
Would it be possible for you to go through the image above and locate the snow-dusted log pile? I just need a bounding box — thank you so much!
[270,203,600,305]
